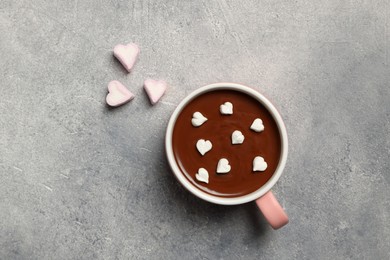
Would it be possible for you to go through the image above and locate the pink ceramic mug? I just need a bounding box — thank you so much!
[165,83,289,229]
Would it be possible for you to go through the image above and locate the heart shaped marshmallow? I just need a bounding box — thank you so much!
[253,156,268,172]
[250,118,264,132]
[217,158,231,174]
[144,79,167,105]
[196,139,212,156]
[191,112,208,127]
[220,102,233,115]
[106,80,135,107]
[195,168,209,183]
[113,43,140,72]
[232,130,245,144]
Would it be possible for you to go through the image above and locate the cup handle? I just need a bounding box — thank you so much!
[256,191,289,229]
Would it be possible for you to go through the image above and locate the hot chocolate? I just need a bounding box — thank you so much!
[172,89,282,198]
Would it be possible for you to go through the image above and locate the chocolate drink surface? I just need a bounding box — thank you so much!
[172,89,281,198]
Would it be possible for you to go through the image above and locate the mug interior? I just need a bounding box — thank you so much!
[165,83,288,205]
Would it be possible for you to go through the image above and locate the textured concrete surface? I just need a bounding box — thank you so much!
[1,0,389,259]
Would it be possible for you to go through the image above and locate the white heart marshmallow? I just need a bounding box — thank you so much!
[231,130,245,144]
[253,156,268,172]
[217,158,231,174]
[196,139,212,156]
[220,102,233,115]
[195,168,209,183]
[250,118,264,132]
[192,112,208,127]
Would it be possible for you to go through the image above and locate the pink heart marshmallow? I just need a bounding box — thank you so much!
[106,80,135,107]
[144,79,167,105]
[113,43,139,72]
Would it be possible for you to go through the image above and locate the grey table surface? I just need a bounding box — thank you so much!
[1,0,389,259]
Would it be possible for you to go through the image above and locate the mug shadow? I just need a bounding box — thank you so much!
[161,148,271,239]
[241,202,270,239]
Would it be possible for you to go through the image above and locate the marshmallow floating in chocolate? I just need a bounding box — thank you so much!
[253,156,268,172]
[220,102,233,115]
[217,158,231,174]
[250,118,265,132]
[106,80,135,107]
[191,112,208,127]
[195,168,209,183]
[232,130,245,144]
[113,43,139,72]
[196,139,212,156]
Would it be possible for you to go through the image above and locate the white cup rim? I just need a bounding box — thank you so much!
[165,83,288,205]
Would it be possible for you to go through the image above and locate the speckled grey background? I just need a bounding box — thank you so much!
[1,0,389,259]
